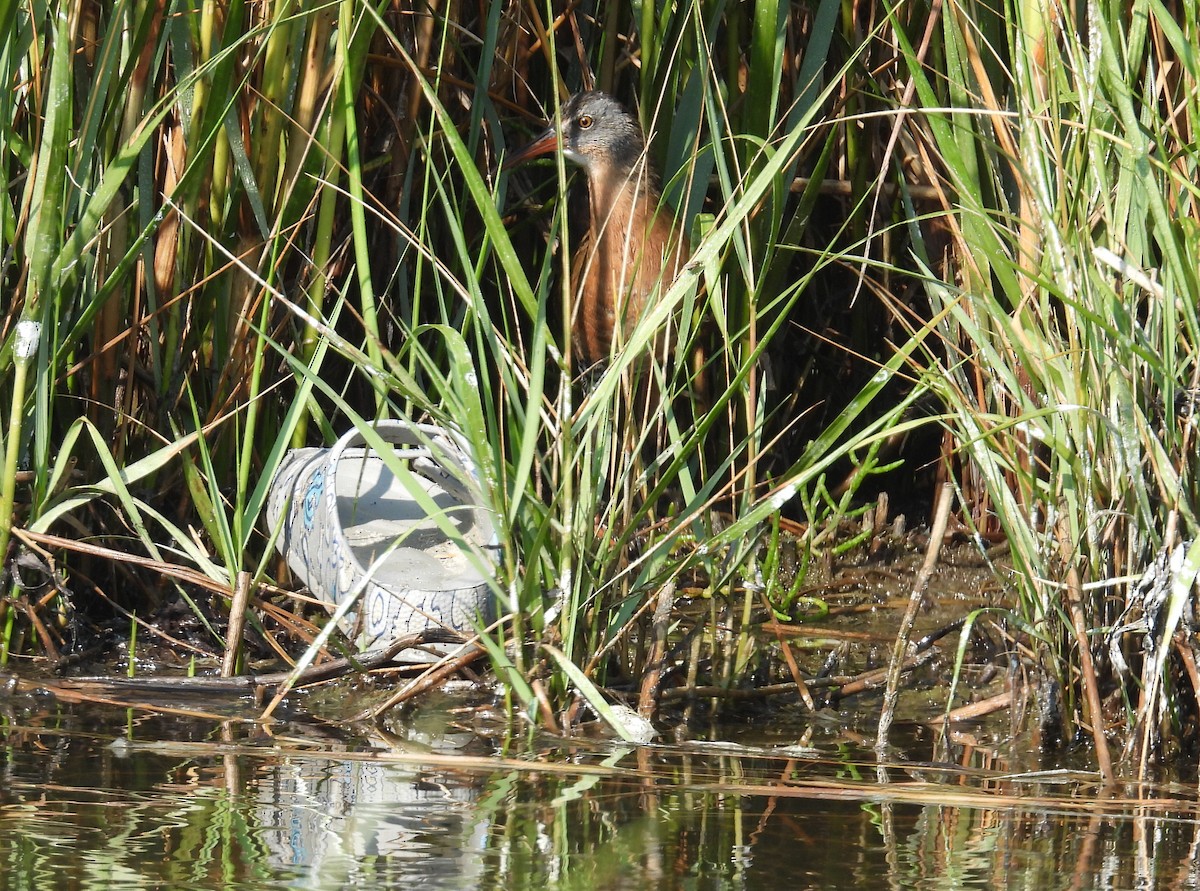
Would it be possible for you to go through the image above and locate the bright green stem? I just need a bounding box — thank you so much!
[127,612,138,678]
[292,0,379,447]
[234,263,274,552]
[840,0,865,248]
[291,89,347,448]
[0,323,40,567]
[640,0,656,111]
[337,0,385,412]
[254,0,297,213]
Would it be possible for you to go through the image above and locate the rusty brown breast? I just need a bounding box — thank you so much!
[506,91,689,369]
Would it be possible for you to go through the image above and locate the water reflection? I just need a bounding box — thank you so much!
[258,758,489,887]
[2,701,1200,889]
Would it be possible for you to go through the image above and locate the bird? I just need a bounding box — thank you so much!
[505,91,690,370]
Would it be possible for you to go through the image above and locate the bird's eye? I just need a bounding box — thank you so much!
[577,114,594,129]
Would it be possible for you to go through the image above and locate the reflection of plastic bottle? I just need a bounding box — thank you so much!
[257,750,488,884]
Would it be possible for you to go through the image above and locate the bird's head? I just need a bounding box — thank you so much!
[506,91,646,175]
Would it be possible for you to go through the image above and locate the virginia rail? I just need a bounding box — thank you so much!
[506,91,690,369]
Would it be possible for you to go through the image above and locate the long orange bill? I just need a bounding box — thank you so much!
[503,127,559,169]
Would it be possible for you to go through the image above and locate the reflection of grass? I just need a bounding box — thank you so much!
[2,721,1192,887]
[2,1,1198,771]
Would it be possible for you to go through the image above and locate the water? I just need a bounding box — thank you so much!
[3,691,1200,889]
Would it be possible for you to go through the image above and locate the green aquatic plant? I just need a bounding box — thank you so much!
[3,0,1196,771]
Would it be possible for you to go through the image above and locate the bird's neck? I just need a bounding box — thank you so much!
[586,159,661,244]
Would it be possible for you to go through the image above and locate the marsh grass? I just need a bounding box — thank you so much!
[2,0,1198,770]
